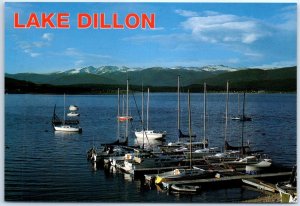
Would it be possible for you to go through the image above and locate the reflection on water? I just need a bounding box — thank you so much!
[134,138,164,150]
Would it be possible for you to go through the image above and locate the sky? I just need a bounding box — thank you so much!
[5,2,297,74]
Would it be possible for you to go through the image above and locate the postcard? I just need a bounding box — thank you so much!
[4,2,297,203]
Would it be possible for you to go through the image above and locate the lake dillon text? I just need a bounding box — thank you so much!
[13,12,156,29]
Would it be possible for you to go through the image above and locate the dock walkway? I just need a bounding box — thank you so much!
[166,172,292,185]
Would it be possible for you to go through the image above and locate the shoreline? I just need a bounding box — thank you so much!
[242,192,281,203]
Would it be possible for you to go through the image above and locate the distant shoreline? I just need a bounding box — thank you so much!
[5,77,296,95]
[4,91,296,95]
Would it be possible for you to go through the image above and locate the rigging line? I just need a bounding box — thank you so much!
[130,90,152,148]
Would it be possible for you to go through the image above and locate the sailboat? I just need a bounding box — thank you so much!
[231,93,240,120]
[206,84,256,163]
[217,91,271,171]
[117,90,133,122]
[232,93,252,121]
[184,82,219,159]
[161,76,205,152]
[53,94,82,132]
[155,91,213,184]
[87,83,132,164]
[135,88,166,140]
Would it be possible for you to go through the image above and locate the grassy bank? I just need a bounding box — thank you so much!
[242,192,281,203]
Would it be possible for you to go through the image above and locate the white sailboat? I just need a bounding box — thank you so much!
[135,88,166,140]
[184,83,219,159]
[53,94,82,133]
[231,93,241,120]
[156,91,212,185]
[162,76,203,152]
[232,92,252,121]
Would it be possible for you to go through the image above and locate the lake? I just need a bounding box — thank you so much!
[5,93,296,202]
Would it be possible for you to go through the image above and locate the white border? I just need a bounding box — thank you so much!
[1,1,298,206]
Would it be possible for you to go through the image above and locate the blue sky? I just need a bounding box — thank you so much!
[5,2,297,74]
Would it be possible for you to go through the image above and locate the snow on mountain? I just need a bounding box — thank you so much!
[200,65,238,72]
[53,65,238,75]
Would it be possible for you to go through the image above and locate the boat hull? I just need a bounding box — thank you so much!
[170,184,200,193]
[135,130,166,140]
[54,125,82,132]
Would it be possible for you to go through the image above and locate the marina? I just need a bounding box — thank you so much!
[5,92,296,202]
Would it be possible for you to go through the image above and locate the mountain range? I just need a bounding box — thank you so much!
[5,65,296,88]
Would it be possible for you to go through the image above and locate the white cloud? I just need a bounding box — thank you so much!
[63,48,111,59]
[15,33,54,57]
[182,15,268,44]
[29,53,41,57]
[152,27,165,31]
[23,49,40,57]
[175,9,198,17]
[244,52,263,58]
[275,5,296,31]
[75,60,84,67]
[42,33,54,41]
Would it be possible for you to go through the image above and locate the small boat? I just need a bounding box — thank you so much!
[227,154,272,174]
[54,124,82,132]
[117,116,133,122]
[135,88,167,141]
[231,116,241,120]
[67,112,80,117]
[155,167,211,184]
[135,130,166,140]
[184,147,220,159]
[170,184,201,193]
[69,105,79,111]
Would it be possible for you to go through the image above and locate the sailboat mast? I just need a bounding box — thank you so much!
[141,84,144,130]
[188,90,192,169]
[238,93,240,116]
[241,92,246,155]
[142,85,144,148]
[117,88,120,140]
[225,81,229,150]
[63,93,66,124]
[177,75,181,141]
[122,94,125,116]
[203,83,207,149]
[125,79,129,139]
[147,88,150,131]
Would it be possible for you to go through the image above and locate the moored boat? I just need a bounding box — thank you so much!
[135,88,167,141]
[67,112,80,117]
[135,130,166,140]
[52,94,82,133]
[54,124,82,132]
[155,167,211,184]
[117,115,133,122]
[170,184,201,193]
[69,105,79,111]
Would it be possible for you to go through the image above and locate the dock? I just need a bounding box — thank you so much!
[166,172,292,185]
[242,178,277,193]
[126,165,191,176]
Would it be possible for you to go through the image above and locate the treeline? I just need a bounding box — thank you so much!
[5,77,296,94]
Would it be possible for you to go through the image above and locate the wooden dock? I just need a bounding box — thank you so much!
[132,166,191,176]
[166,172,292,185]
[242,178,277,193]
